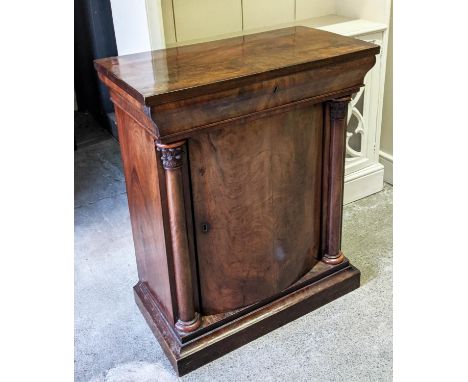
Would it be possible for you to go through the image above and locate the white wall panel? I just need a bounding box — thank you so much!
[173,0,242,42]
[243,0,295,30]
[295,0,335,20]
[160,0,176,45]
[145,0,167,49]
[110,0,152,55]
[335,0,390,24]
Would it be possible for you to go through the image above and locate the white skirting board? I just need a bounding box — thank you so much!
[344,163,385,204]
[379,151,393,185]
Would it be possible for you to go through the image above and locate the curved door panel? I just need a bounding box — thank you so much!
[188,104,323,314]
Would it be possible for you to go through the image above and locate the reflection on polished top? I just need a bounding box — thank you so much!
[94,26,379,106]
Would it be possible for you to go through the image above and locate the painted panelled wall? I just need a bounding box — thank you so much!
[111,1,390,52]
[110,0,152,55]
[154,0,393,186]
[380,7,393,184]
[163,0,337,44]
[109,0,393,187]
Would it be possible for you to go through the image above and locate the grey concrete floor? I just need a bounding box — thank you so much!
[75,136,393,382]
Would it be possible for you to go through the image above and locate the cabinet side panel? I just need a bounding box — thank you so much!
[114,106,175,322]
[189,104,323,314]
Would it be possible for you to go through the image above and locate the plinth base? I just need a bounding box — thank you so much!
[134,259,360,376]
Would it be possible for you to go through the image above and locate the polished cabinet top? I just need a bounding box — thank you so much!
[94,26,379,106]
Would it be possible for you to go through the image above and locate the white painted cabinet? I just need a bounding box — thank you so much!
[309,22,388,203]
[343,32,385,203]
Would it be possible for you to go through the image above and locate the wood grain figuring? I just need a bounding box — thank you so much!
[183,259,349,343]
[104,84,157,137]
[134,261,360,376]
[322,98,351,265]
[189,104,323,314]
[94,26,379,106]
[151,55,375,142]
[156,141,201,332]
[95,25,379,376]
[113,106,176,322]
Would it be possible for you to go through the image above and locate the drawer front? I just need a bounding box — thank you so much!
[152,55,375,142]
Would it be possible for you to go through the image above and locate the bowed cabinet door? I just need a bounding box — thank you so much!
[188,103,324,314]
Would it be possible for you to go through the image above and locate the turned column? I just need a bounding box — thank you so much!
[322,97,351,265]
[156,141,201,333]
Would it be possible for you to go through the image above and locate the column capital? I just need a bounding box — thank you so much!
[329,97,351,120]
[156,141,186,170]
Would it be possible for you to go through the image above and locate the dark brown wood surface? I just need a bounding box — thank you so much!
[156,141,201,332]
[134,261,360,376]
[95,25,379,376]
[322,98,351,264]
[189,103,323,314]
[150,55,374,142]
[113,105,176,322]
[95,26,379,106]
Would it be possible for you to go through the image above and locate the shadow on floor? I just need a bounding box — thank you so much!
[75,111,112,149]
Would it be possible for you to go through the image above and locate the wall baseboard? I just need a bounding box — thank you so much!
[344,163,384,204]
[379,151,393,185]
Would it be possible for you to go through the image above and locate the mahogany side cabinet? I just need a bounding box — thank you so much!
[95,26,379,376]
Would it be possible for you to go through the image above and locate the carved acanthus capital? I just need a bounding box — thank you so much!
[156,141,185,170]
[330,97,351,120]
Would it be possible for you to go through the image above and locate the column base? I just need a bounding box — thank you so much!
[134,258,360,376]
[322,250,345,265]
[175,313,202,333]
